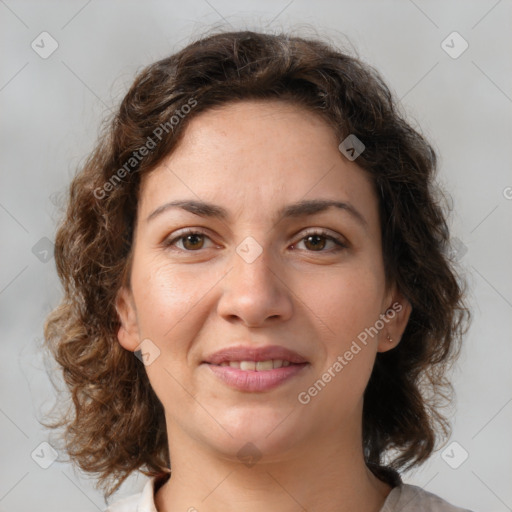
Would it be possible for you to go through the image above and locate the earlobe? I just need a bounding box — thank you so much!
[377,292,412,353]
[115,286,139,352]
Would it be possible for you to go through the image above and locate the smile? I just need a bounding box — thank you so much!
[204,361,309,392]
[214,359,294,370]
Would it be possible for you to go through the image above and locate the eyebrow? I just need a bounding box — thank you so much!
[146,198,368,228]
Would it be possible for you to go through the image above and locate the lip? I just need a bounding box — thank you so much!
[201,344,309,392]
[202,345,308,365]
[205,362,308,392]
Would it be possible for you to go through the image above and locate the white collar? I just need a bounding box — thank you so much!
[136,476,158,512]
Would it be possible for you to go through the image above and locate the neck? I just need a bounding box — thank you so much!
[155,414,392,512]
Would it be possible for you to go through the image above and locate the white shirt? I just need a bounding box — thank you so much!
[104,476,475,512]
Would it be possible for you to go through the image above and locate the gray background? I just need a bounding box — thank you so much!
[1,1,511,511]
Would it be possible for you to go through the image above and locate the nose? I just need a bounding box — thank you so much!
[216,242,293,328]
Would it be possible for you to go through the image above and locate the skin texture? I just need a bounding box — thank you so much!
[116,100,411,512]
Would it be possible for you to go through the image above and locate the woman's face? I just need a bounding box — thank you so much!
[116,100,410,461]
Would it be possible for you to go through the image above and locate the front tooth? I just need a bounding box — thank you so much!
[229,361,241,368]
[256,360,274,371]
[272,359,283,369]
[239,361,256,371]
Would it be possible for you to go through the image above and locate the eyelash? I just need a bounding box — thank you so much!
[163,228,347,253]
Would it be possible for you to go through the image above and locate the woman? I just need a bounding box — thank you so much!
[44,30,473,511]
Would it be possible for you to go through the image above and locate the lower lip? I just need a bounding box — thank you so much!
[204,363,308,392]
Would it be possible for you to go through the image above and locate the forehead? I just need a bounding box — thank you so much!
[138,100,377,225]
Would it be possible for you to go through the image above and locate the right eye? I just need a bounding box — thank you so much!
[163,229,215,251]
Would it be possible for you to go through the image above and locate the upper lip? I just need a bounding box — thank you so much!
[203,345,308,365]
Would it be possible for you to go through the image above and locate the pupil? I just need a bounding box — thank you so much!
[185,234,203,249]
[306,235,325,250]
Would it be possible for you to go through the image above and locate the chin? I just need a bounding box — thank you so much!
[201,405,306,459]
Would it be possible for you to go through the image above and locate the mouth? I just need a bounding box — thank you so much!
[202,344,308,366]
[201,344,309,391]
[203,360,309,392]
[207,359,301,371]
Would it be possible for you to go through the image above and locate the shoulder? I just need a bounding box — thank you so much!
[381,483,476,512]
[104,476,158,512]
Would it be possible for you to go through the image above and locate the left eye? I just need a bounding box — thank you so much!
[293,230,347,252]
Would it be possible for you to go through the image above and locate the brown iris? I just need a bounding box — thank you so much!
[182,234,205,250]
[303,234,327,251]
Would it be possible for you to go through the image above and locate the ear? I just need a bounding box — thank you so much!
[377,287,412,353]
[115,286,140,352]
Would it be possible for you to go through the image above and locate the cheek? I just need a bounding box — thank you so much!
[131,257,208,338]
[296,271,383,412]
[130,260,213,406]
[296,260,385,398]
[299,262,386,341]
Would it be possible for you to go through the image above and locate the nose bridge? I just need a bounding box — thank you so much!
[216,235,293,326]
[234,238,275,291]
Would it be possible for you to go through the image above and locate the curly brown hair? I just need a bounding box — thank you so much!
[43,29,469,497]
